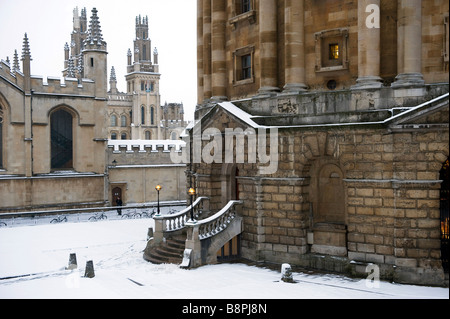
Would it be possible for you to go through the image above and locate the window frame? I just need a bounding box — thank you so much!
[315,28,349,73]
[233,46,255,85]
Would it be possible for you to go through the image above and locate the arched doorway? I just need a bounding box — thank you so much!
[440,157,449,273]
[51,109,73,169]
[310,162,347,257]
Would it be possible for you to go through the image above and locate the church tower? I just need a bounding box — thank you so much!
[83,7,108,99]
[126,15,161,140]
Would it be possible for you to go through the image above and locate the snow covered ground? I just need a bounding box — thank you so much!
[0,210,448,300]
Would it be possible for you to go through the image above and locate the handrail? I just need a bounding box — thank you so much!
[154,197,208,233]
[187,200,243,240]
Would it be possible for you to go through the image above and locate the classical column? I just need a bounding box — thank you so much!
[257,0,279,96]
[202,0,212,102]
[211,0,227,102]
[283,0,307,94]
[392,0,425,88]
[352,0,383,89]
[197,0,204,106]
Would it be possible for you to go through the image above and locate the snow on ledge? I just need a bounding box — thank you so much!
[107,139,186,153]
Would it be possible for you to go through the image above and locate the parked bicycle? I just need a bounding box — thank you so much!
[121,210,141,219]
[140,209,156,218]
[50,215,67,224]
[88,212,108,222]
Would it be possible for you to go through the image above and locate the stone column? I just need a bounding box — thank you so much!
[392,0,425,88]
[283,0,307,94]
[353,0,383,89]
[197,0,204,106]
[257,0,279,96]
[202,0,212,102]
[211,0,227,102]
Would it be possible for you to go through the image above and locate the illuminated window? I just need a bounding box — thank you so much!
[329,44,340,60]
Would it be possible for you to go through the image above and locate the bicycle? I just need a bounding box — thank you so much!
[88,212,108,222]
[50,215,67,224]
[140,209,155,218]
[121,211,141,219]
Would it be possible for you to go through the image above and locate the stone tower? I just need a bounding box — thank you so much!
[125,15,162,140]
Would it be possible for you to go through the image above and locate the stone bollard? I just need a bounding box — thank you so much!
[67,253,77,270]
[84,260,95,278]
[281,263,295,283]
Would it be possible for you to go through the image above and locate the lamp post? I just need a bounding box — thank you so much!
[188,187,196,221]
[155,185,162,216]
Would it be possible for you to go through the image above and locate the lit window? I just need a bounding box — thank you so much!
[329,44,339,60]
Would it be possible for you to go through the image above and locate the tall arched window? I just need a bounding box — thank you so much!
[145,131,151,140]
[120,115,127,127]
[111,115,117,127]
[141,106,145,125]
[151,106,155,125]
[51,109,73,169]
[0,105,3,168]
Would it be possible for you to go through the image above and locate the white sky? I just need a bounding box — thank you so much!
[0,0,198,120]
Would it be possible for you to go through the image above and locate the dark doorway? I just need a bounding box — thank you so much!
[112,187,122,206]
[51,109,73,169]
[440,157,449,273]
[217,235,241,262]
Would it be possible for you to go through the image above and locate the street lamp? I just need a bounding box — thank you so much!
[155,185,162,216]
[188,187,196,221]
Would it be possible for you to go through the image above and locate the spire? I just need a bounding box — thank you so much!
[85,8,106,49]
[110,66,117,82]
[67,57,76,78]
[21,33,32,61]
[12,50,20,73]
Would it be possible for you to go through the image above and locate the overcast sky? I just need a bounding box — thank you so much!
[0,0,197,120]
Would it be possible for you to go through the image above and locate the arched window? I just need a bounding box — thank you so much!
[171,131,177,140]
[0,105,3,168]
[51,109,73,169]
[141,106,145,125]
[145,131,151,140]
[121,132,127,140]
[111,115,117,127]
[151,106,155,125]
[120,115,127,127]
[111,132,117,140]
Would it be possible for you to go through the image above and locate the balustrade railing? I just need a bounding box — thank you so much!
[153,197,208,233]
[191,200,243,240]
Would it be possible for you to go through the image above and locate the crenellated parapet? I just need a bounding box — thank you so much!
[108,139,185,154]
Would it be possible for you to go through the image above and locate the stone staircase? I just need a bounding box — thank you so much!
[144,235,186,264]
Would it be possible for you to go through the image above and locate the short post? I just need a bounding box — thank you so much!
[67,253,77,270]
[84,260,95,278]
[281,263,294,283]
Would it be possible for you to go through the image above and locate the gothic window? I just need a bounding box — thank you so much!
[120,115,127,127]
[145,131,151,140]
[51,109,73,169]
[121,132,127,140]
[151,106,155,125]
[111,115,117,127]
[0,105,3,168]
[143,45,147,60]
[141,106,145,125]
[111,132,117,140]
[171,132,177,140]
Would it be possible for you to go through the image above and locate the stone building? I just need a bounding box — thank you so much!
[64,8,187,142]
[0,7,187,213]
[188,0,449,286]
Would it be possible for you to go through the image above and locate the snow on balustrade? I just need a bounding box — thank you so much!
[107,139,185,154]
[196,200,242,240]
[154,197,208,233]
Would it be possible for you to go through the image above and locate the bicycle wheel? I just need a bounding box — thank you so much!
[50,218,58,224]
[88,216,97,222]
